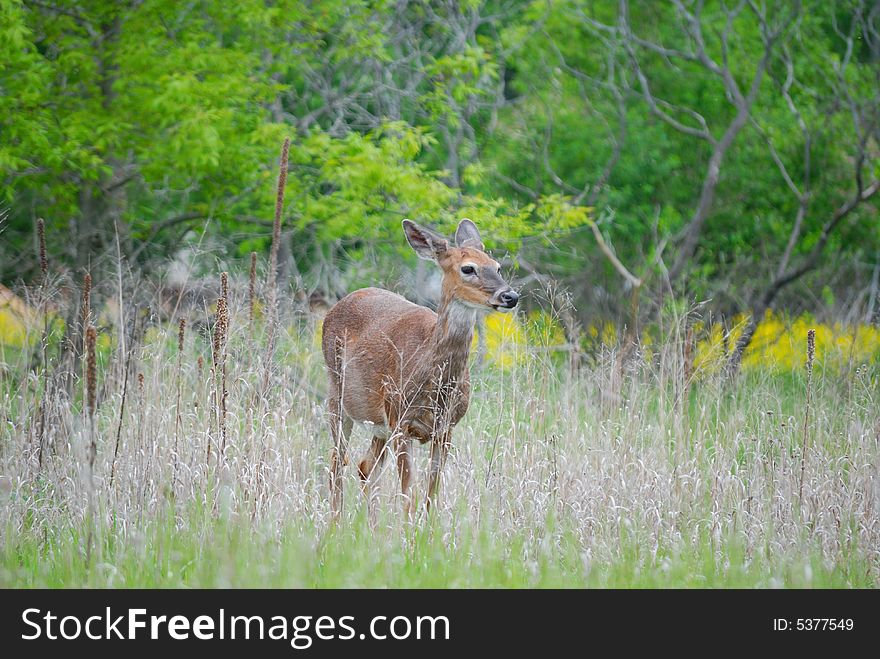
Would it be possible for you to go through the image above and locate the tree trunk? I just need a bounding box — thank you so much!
[726,303,766,378]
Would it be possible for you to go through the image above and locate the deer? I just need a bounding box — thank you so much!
[322,218,519,516]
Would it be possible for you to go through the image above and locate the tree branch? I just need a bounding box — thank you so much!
[769,180,879,296]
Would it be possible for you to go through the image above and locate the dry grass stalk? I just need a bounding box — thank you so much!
[255,138,290,497]
[218,286,229,462]
[267,137,290,306]
[172,318,186,496]
[135,372,145,477]
[84,324,97,469]
[110,308,135,490]
[35,218,50,467]
[249,251,257,328]
[798,328,816,503]
[84,323,98,565]
[81,271,93,421]
[210,283,229,469]
[261,137,290,397]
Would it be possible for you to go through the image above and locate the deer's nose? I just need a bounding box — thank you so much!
[499,289,519,308]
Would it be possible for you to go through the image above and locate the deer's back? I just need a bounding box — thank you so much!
[322,287,438,426]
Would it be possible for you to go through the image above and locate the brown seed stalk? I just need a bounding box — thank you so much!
[172,317,187,497]
[81,272,92,338]
[84,322,98,566]
[36,218,48,279]
[212,298,227,369]
[798,328,817,503]
[267,137,290,311]
[249,252,257,326]
[262,138,290,396]
[806,328,815,376]
[86,325,97,417]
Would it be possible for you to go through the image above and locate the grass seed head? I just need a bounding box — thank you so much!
[213,297,228,366]
[806,328,816,375]
[86,325,97,416]
[178,318,186,353]
[82,272,92,332]
[36,218,48,278]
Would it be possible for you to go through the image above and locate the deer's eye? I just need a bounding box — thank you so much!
[461,265,476,275]
[497,266,502,275]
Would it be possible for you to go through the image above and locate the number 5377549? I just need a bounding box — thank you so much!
[773,619,854,631]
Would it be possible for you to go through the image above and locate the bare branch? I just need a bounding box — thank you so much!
[590,220,642,289]
[618,3,715,143]
[772,180,880,294]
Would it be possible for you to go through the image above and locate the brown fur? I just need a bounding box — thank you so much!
[322,219,517,515]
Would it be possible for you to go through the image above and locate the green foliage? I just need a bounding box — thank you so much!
[422,45,499,127]
[1,0,878,323]
[486,0,879,311]
[1,0,593,281]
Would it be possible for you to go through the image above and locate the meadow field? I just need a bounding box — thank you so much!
[3,0,880,598]
[1,270,878,588]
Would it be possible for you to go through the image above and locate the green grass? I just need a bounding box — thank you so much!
[3,502,873,588]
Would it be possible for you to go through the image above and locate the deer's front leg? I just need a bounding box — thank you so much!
[394,434,414,516]
[358,436,388,523]
[426,433,451,512]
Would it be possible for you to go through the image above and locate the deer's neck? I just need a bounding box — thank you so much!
[429,295,476,382]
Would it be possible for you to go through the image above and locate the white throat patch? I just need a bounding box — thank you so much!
[446,299,478,337]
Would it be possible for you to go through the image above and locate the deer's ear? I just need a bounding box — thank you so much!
[403,219,448,261]
[455,218,484,250]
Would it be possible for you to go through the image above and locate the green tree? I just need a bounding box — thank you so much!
[1,0,586,285]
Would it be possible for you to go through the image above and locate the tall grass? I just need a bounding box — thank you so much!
[0,253,878,588]
[2,199,879,587]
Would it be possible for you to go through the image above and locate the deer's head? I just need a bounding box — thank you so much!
[403,218,519,312]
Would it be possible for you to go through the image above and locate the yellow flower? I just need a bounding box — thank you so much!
[692,310,880,376]
[479,311,529,368]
